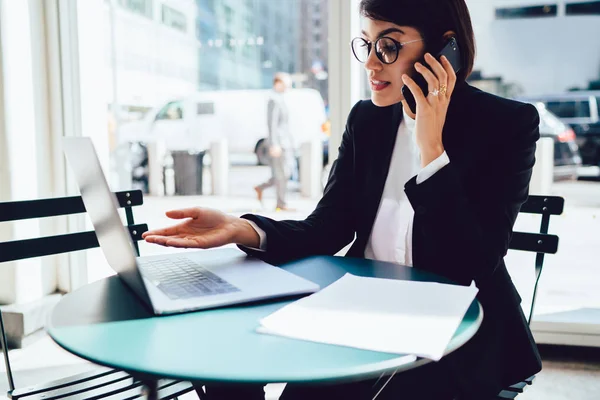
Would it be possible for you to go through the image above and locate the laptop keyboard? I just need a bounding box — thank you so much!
[138,257,241,300]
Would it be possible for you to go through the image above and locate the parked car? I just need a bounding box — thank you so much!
[520,92,600,167]
[527,101,582,181]
[118,88,329,166]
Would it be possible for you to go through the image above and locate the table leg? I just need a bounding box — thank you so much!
[142,380,158,400]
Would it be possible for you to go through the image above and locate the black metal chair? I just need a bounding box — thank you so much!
[496,195,564,399]
[0,190,193,399]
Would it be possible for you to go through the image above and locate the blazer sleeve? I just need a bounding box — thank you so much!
[238,101,362,265]
[404,103,540,285]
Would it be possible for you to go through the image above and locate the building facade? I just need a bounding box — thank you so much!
[106,0,305,108]
[105,0,199,108]
[299,0,329,103]
[196,0,301,91]
[466,0,600,95]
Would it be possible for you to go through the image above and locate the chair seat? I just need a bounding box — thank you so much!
[494,374,537,399]
[505,381,528,393]
[8,366,193,400]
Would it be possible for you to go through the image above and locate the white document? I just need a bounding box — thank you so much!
[258,273,479,361]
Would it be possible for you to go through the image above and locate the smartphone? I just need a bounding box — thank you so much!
[401,37,462,115]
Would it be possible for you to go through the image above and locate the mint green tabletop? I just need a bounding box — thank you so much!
[47,254,483,384]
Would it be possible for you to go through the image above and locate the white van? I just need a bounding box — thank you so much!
[118,88,328,165]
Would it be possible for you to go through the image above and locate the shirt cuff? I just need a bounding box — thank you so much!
[244,220,267,251]
[416,151,450,184]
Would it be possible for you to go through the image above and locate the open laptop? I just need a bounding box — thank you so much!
[63,137,319,315]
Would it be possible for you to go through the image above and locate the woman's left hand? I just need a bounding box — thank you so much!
[402,53,457,167]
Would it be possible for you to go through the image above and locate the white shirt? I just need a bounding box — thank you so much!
[247,109,450,266]
[364,111,449,266]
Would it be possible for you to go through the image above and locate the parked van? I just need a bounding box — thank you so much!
[520,92,600,167]
[118,88,328,165]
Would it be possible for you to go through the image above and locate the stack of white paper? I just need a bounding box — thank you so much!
[258,273,479,361]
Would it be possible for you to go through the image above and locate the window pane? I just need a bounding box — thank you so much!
[495,4,557,19]
[197,102,215,115]
[156,101,184,120]
[118,0,153,19]
[162,4,187,32]
[566,1,600,16]
[101,0,330,282]
[546,100,591,118]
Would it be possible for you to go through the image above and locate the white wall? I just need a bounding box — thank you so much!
[489,16,600,94]
[466,0,600,95]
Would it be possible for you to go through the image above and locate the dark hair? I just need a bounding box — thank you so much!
[359,0,476,82]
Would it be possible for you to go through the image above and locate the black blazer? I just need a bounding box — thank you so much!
[240,82,542,396]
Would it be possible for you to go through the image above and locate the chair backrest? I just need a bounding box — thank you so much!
[508,195,564,325]
[0,189,148,392]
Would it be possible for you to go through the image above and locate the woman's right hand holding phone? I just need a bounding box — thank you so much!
[142,208,260,249]
[401,53,457,167]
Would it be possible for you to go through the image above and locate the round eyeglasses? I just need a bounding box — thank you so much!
[351,37,425,65]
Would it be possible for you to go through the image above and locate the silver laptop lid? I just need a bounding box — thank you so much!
[63,137,152,307]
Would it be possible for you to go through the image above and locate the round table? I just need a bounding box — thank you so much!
[47,254,482,386]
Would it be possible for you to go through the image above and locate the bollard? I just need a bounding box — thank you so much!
[529,137,554,195]
[110,143,133,191]
[147,140,167,196]
[163,152,176,196]
[210,139,229,196]
[300,139,324,199]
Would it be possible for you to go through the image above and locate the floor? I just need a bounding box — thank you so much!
[519,345,600,399]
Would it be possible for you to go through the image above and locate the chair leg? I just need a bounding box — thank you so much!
[195,385,208,400]
[142,380,158,400]
[0,311,16,392]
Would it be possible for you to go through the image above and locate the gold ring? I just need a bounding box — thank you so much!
[440,84,448,96]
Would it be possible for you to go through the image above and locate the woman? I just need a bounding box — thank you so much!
[143,0,542,398]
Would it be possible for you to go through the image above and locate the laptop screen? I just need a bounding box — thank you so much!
[63,137,151,304]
